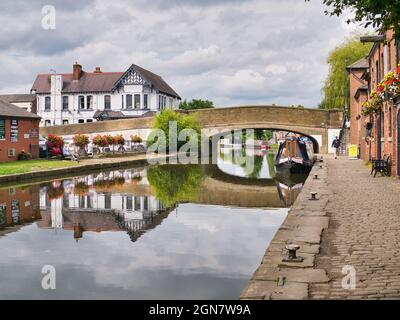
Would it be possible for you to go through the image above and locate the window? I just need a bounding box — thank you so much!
[104,95,111,110]
[375,61,379,87]
[144,94,148,109]
[0,119,5,140]
[126,94,132,109]
[63,96,68,110]
[163,96,166,108]
[121,95,124,109]
[78,96,85,109]
[169,98,173,107]
[388,42,392,71]
[86,119,93,123]
[7,148,15,157]
[381,53,384,79]
[62,120,69,125]
[389,107,392,137]
[78,119,84,123]
[134,94,140,109]
[86,95,93,109]
[158,95,162,110]
[45,96,51,111]
[45,120,51,127]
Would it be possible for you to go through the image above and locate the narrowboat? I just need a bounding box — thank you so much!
[274,134,314,174]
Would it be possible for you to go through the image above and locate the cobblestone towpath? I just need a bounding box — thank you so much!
[310,157,400,299]
[241,156,400,300]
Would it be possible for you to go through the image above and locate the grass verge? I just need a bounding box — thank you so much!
[0,159,78,175]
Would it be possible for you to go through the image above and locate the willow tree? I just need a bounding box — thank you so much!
[320,35,372,110]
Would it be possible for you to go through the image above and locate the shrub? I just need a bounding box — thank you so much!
[114,134,125,146]
[131,134,143,144]
[17,150,32,161]
[73,134,90,149]
[46,134,64,148]
[46,134,64,158]
[104,134,114,147]
[92,135,108,148]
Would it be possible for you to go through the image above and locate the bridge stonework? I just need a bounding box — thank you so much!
[40,106,343,154]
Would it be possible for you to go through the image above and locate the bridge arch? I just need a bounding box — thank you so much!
[205,126,320,153]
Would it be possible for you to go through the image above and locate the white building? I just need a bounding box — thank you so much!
[31,63,181,127]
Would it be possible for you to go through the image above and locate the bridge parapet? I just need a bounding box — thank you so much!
[39,106,343,154]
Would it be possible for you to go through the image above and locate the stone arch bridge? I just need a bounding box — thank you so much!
[40,105,344,154]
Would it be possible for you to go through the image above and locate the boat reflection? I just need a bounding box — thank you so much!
[217,145,308,207]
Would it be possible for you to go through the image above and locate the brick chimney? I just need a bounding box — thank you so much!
[73,62,82,80]
[94,67,102,73]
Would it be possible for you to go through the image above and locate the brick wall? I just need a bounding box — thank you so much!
[0,118,40,162]
[362,30,399,175]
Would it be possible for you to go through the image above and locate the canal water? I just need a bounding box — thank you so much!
[0,148,308,299]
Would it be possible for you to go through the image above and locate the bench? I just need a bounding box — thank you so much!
[370,155,391,177]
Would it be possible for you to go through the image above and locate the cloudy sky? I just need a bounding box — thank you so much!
[0,0,363,107]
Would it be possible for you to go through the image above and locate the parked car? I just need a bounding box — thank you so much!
[39,135,47,158]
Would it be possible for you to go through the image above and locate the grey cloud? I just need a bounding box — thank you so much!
[0,0,361,107]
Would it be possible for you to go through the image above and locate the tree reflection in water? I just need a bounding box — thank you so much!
[147,165,205,208]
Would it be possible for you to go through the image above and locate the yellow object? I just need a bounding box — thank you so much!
[348,144,358,159]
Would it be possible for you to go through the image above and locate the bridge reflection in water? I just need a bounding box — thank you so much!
[0,147,306,242]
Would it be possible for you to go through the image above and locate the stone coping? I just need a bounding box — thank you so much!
[240,156,332,300]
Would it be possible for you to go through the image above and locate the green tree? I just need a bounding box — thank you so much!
[147,109,201,152]
[309,0,400,37]
[320,34,372,110]
[179,99,214,110]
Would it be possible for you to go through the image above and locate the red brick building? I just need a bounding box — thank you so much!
[0,100,41,162]
[348,30,400,176]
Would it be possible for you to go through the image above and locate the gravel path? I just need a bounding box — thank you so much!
[310,157,400,299]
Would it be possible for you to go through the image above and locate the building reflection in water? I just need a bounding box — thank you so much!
[37,168,168,242]
[0,185,41,236]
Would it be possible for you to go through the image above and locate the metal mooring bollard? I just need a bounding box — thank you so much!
[282,244,304,262]
[314,174,318,179]
[310,191,318,200]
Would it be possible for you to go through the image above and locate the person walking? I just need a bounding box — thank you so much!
[332,136,341,159]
